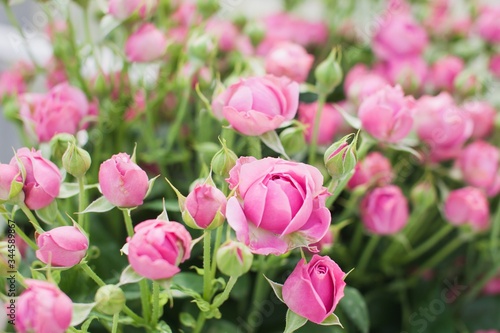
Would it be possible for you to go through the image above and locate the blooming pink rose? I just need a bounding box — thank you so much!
[458,141,500,196]
[127,219,192,280]
[358,84,415,143]
[344,65,389,104]
[414,92,472,161]
[125,24,167,62]
[185,184,227,229]
[282,255,346,324]
[35,226,88,267]
[347,152,393,190]
[298,102,343,145]
[0,70,26,99]
[431,55,464,92]
[475,6,500,43]
[489,54,500,78]
[98,153,149,208]
[462,101,495,139]
[108,0,158,20]
[10,148,61,210]
[444,187,490,231]
[225,157,331,255]
[17,280,72,333]
[383,56,428,92]
[265,42,314,83]
[211,75,299,136]
[372,13,428,61]
[361,185,409,235]
[0,164,23,202]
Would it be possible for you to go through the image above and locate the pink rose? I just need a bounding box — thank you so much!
[361,185,409,235]
[282,255,346,324]
[125,90,146,121]
[372,13,428,61]
[347,152,393,190]
[185,184,227,229]
[127,219,192,280]
[358,84,415,143]
[431,55,464,92]
[444,187,490,232]
[109,0,158,20]
[475,6,500,43]
[414,92,472,161]
[211,75,299,136]
[383,56,428,92]
[309,228,334,253]
[483,274,500,295]
[125,24,167,62]
[206,19,240,52]
[265,42,314,83]
[458,141,500,196]
[45,57,67,89]
[0,164,23,202]
[462,101,495,139]
[0,70,25,99]
[17,280,72,333]
[489,54,500,78]
[225,157,331,255]
[35,226,88,267]
[298,102,343,145]
[344,65,389,104]
[98,153,149,208]
[10,148,61,210]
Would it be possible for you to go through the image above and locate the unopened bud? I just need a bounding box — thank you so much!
[216,241,253,277]
[324,134,357,181]
[211,140,238,178]
[95,285,126,315]
[188,34,215,62]
[244,22,266,47]
[279,127,306,156]
[50,134,76,161]
[315,48,343,95]
[183,183,227,230]
[62,143,91,178]
[410,181,436,209]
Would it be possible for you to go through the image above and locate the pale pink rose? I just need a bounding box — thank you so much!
[0,164,22,202]
[358,84,415,143]
[489,54,500,78]
[171,2,200,28]
[372,13,428,61]
[461,101,495,139]
[36,226,88,267]
[0,70,26,99]
[298,102,343,145]
[108,0,158,20]
[185,184,227,229]
[127,219,192,280]
[475,6,500,43]
[265,42,314,83]
[125,24,167,62]
[10,148,61,210]
[98,153,149,208]
[458,141,500,196]
[282,255,346,324]
[414,92,472,161]
[17,280,72,333]
[361,185,409,235]
[444,187,490,231]
[347,152,393,190]
[382,56,428,92]
[211,75,299,136]
[225,157,331,255]
[431,55,464,92]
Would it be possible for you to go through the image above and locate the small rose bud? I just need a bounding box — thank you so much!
[0,241,21,276]
[95,285,126,315]
[410,181,436,208]
[188,34,215,62]
[216,241,253,277]
[324,134,357,181]
[0,163,23,203]
[279,126,307,156]
[244,22,266,47]
[184,183,227,230]
[35,226,89,267]
[211,141,238,178]
[50,133,76,161]
[62,143,91,178]
[315,49,343,95]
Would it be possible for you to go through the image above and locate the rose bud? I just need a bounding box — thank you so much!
[475,6,500,44]
[361,185,409,235]
[279,126,307,156]
[282,255,346,324]
[0,70,26,100]
[444,187,490,232]
[0,163,23,203]
[226,157,331,255]
[0,241,21,276]
[314,49,343,94]
[108,0,158,20]
[410,181,436,209]
[324,134,357,182]
[10,148,62,210]
[127,219,192,280]
[458,141,500,196]
[454,71,481,97]
[461,101,495,139]
[431,55,464,92]
[358,85,415,143]
[35,226,89,267]
[211,142,238,178]
[298,102,343,145]
[125,23,167,63]
[98,153,149,208]
[17,280,73,333]
[482,273,500,295]
[187,34,215,61]
[347,152,393,190]
[344,67,389,104]
[62,143,92,178]
[95,285,126,315]
[384,56,428,93]
[50,133,76,161]
[216,241,253,277]
[211,75,299,136]
[183,183,227,230]
[489,54,500,79]
[265,42,314,83]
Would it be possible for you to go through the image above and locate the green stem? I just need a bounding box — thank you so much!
[403,224,454,264]
[78,177,88,231]
[203,230,212,301]
[56,212,70,226]
[15,225,37,250]
[122,306,145,325]
[111,313,119,333]
[139,279,151,324]
[122,209,134,238]
[210,226,224,281]
[81,263,105,286]
[151,282,160,328]
[490,199,500,262]
[19,204,44,233]
[308,94,326,165]
[414,236,466,277]
[248,136,262,159]
[165,83,191,153]
[357,236,380,273]
[193,314,206,333]
[212,276,238,307]
[463,261,500,302]
[246,256,272,333]
[325,171,354,208]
